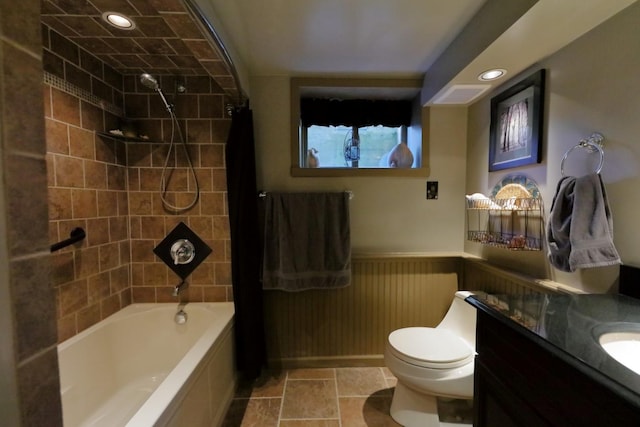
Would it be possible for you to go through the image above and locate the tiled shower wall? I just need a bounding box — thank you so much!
[2,1,63,425]
[124,74,233,303]
[44,26,232,342]
[44,25,131,342]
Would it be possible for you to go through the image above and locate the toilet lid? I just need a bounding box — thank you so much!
[387,327,474,369]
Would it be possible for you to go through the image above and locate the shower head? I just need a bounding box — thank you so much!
[140,73,159,91]
[140,73,173,113]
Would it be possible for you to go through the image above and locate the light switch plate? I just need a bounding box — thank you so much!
[427,181,438,199]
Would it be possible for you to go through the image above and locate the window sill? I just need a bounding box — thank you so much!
[290,166,430,178]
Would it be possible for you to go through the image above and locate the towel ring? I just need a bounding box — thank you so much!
[560,133,605,176]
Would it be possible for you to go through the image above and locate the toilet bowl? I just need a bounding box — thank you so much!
[384,291,477,427]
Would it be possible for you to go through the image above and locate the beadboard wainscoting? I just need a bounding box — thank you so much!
[263,255,462,367]
[263,255,571,368]
[462,259,576,295]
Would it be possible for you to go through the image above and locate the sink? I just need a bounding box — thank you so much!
[599,331,640,375]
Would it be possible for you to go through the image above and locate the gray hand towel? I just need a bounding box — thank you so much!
[547,173,620,272]
[262,192,351,291]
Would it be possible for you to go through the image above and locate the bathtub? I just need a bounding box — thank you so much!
[57,303,236,427]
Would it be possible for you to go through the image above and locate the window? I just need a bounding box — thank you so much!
[304,125,406,168]
[290,77,429,177]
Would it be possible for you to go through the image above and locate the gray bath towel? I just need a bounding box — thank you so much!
[262,192,351,291]
[547,173,620,272]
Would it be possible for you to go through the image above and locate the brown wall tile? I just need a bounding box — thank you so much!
[3,45,48,156]
[69,126,95,159]
[132,286,155,302]
[52,88,81,126]
[77,304,101,332]
[48,188,73,220]
[80,101,105,131]
[59,279,88,317]
[43,86,52,118]
[57,315,76,343]
[199,94,224,118]
[50,251,75,287]
[16,347,63,426]
[7,156,50,255]
[74,246,100,279]
[85,161,108,189]
[110,216,128,241]
[87,271,110,304]
[11,257,57,360]
[71,189,98,218]
[45,120,69,155]
[143,263,168,286]
[87,217,110,245]
[101,294,121,318]
[54,155,85,188]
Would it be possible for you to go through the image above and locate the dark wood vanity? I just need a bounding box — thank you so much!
[468,293,640,426]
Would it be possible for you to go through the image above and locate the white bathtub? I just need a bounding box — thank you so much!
[57,303,236,427]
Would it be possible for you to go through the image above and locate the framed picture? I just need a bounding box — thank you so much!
[489,69,545,171]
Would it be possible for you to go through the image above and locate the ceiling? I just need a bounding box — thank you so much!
[195,0,486,77]
[40,0,637,105]
[40,0,241,100]
[196,0,637,104]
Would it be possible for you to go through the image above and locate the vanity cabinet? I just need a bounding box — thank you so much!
[472,301,640,427]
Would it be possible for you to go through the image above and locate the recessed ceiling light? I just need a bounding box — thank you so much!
[478,69,507,81]
[102,12,136,30]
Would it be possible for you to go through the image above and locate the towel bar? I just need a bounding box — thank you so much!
[258,190,354,200]
[560,132,604,176]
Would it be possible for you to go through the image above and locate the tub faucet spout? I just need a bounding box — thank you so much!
[173,280,188,297]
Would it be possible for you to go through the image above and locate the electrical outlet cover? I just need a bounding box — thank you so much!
[153,222,212,279]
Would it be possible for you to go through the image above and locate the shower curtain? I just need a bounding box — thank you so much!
[225,105,266,379]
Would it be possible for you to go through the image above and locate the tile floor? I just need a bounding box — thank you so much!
[221,367,474,426]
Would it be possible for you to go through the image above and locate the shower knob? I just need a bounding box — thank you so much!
[170,239,195,265]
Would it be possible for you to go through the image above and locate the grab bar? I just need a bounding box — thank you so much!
[560,132,604,176]
[50,227,86,252]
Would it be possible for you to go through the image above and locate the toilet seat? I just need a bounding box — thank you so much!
[388,327,474,369]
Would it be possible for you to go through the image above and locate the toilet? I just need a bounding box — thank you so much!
[384,290,477,427]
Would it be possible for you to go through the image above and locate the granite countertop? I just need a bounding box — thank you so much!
[467,293,640,407]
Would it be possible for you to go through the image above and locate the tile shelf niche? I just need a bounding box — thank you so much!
[466,175,544,251]
[96,131,150,143]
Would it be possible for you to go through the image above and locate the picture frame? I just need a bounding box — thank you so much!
[489,69,545,171]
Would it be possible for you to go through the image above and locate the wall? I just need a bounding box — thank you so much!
[124,74,233,304]
[44,26,233,342]
[43,25,131,342]
[465,3,640,293]
[1,0,63,424]
[265,256,461,366]
[250,75,468,253]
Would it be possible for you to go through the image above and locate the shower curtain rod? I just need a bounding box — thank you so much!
[182,0,247,108]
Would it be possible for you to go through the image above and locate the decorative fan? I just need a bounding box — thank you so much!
[343,130,360,164]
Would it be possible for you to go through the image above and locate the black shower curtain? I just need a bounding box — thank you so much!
[225,106,266,379]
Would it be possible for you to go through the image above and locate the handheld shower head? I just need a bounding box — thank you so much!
[140,73,173,112]
[139,73,159,91]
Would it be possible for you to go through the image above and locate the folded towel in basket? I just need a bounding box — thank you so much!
[547,173,620,272]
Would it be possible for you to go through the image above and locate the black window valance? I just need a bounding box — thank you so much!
[300,98,412,128]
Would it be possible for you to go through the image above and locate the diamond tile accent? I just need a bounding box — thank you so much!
[153,222,212,279]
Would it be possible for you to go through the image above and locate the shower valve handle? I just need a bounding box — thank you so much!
[170,239,195,265]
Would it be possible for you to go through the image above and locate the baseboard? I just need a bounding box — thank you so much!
[268,355,386,370]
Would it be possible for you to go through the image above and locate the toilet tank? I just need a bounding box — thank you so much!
[436,291,479,349]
